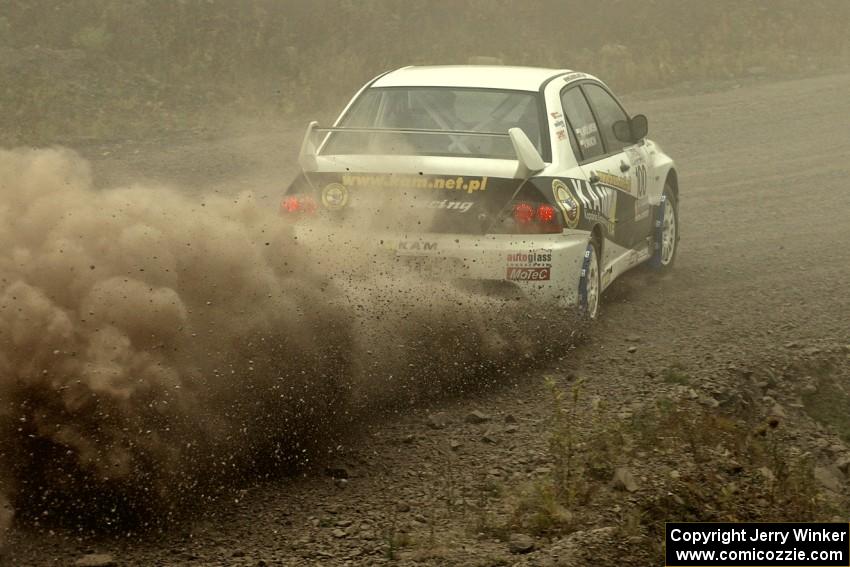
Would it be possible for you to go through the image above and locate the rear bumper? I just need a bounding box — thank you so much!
[293,226,590,307]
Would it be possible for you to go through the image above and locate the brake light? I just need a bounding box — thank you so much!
[280,194,317,215]
[513,202,535,224]
[536,204,556,224]
[509,201,562,233]
[281,196,300,213]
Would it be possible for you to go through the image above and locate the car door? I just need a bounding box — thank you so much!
[581,82,653,249]
[559,85,624,268]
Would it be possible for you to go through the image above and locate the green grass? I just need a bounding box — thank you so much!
[662,366,691,385]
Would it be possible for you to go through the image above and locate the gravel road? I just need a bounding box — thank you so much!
[3,71,850,566]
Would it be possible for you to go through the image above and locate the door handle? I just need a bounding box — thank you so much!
[620,161,631,172]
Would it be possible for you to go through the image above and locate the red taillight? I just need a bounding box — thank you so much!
[536,204,556,224]
[281,196,300,213]
[509,201,562,234]
[513,202,535,224]
[280,194,317,215]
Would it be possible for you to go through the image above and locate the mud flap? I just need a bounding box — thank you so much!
[650,194,667,269]
[578,242,594,316]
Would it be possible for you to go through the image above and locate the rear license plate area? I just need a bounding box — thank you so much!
[397,256,463,278]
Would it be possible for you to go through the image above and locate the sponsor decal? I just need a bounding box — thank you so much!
[320,182,349,210]
[552,179,580,229]
[425,199,473,212]
[568,178,616,235]
[574,122,598,150]
[506,250,552,264]
[561,71,589,83]
[550,111,563,119]
[634,163,648,198]
[624,146,644,166]
[593,170,632,193]
[623,148,647,196]
[398,241,438,252]
[341,173,488,194]
[579,136,598,150]
[556,129,567,141]
[506,249,552,282]
[506,267,550,281]
[553,119,566,128]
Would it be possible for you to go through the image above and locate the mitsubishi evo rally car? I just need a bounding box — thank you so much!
[282,65,679,318]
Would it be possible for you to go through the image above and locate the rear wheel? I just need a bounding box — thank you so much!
[578,240,601,319]
[651,184,679,270]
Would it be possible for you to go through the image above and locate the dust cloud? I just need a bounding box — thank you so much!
[0,147,579,543]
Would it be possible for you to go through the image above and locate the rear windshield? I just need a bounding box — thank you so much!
[322,87,546,160]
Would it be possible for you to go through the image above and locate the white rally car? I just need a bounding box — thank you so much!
[282,65,679,318]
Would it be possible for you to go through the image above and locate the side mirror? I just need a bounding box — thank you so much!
[508,127,545,178]
[613,115,649,144]
[630,114,648,141]
[613,120,632,143]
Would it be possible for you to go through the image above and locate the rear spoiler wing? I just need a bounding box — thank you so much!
[298,122,545,178]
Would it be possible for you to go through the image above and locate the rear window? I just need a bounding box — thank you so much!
[322,87,546,160]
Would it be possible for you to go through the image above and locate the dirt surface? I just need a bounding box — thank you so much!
[3,72,850,566]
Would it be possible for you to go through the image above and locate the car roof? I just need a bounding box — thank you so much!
[371,65,572,92]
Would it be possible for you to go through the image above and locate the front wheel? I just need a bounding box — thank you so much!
[578,240,601,319]
[651,184,679,270]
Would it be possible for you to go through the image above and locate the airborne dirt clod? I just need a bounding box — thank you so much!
[2,70,850,567]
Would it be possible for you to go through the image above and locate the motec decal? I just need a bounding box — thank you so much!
[506,267,550,281]
[321,182,349,210]
[552,179,580,229]
[593,171,632,194]
[341,173,488,194]
[506,249,552,281]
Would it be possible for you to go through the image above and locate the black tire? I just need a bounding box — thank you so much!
[578,239,601,319]
[651,184,679,271]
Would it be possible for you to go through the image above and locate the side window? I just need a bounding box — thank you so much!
[560,87,602,161]
[582,83,630,153]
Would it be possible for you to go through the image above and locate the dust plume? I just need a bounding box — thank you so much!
[0,147,578,544]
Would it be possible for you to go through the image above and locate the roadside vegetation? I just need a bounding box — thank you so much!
[389,345,849,564]
[496,379,819,538]
[3,0,850,145]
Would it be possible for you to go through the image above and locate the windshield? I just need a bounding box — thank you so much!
[322,87,546,160]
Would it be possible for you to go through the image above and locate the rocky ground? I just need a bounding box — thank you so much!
[2,71,850,566]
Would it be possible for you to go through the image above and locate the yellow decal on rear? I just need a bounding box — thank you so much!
[341,173,488,194]
[321,183,349,210]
